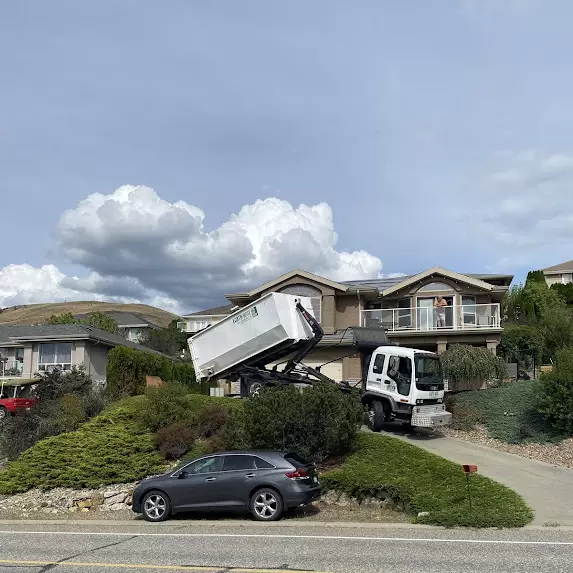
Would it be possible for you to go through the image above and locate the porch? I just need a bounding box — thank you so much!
[361,303,501,332]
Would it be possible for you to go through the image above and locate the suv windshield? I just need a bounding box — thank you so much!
[414,355,444,391]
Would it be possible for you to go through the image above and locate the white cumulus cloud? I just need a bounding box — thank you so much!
[0,185,384,312]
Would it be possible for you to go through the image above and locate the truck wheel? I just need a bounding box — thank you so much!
[247,377,265,398]
[0,407,6,420]
[367,401,387,432]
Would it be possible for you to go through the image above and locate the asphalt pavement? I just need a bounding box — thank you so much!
[0,520,572,573]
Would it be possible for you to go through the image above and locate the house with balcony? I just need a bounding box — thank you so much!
[0,324,164,383]
[181,267,512,382]
[177,304,236,334]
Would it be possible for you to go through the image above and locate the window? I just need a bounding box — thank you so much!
[387,355,412,396]
[186,456,223,474]
[284,453,310,468]
[223,455,256,471]
[277,284,322,323]
[462,296,477,325]
[38,343,72,371]
[255,457,275,469]
[372,354,386,374]
[418,282,452,292]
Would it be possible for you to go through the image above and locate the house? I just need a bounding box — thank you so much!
[0,324,164,383]
[542,260,573,286]
[74,312,160,343]
[180,267,512,382]
[177,304,236,334]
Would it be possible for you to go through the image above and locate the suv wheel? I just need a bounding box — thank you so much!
[250,488,283,521]
[0,407,7,420]
[142,490,171,522]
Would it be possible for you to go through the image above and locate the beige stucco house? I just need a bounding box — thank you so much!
[542,260,573,286]
[178,267,513,383]
[0,324,163,383]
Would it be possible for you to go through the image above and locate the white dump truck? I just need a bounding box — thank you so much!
[188,292,452,429]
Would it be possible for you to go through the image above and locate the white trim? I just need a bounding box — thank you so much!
[382,267,493,297]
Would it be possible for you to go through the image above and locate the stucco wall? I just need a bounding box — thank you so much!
[335,295,360,330]
[85,342,110,381]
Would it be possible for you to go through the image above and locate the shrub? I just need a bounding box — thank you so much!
[323,433,533,528]
[0,412,42,461]
[538,348,573,434]
[441,345,506,391]
[242,383,363,462]
[450,380,563,443]
[138,382,191,432]
[0,398,165,494]
[106,346,169,397]
[155,422,197,460]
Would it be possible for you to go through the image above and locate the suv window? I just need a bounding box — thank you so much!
[186,456,223,475]
[222,455,256,471]
[372,354,385,374]
[254,456,274,469]
[284,453,310,468]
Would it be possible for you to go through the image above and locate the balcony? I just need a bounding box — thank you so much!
[361,303,501,333]
[0,360,23,378]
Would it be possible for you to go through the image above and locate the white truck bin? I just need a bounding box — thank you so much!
[189,292,315,382]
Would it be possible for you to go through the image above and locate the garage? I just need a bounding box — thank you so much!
[300,358,343,381]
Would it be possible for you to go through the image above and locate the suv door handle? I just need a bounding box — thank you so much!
[205,477,216,482]
[245,473,256,478]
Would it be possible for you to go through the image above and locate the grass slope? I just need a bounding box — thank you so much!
[450,381,565,444]
[0,397,165,494]
[323,433,533,528]
[0,301,177,328]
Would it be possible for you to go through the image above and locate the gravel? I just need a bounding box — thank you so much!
[443,425,573,468]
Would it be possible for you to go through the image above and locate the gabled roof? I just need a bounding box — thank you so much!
[0,324,166,355]
[226,269,350,299]
[543,260,573,273]
[380,267,494,297]
[181,304,236,318]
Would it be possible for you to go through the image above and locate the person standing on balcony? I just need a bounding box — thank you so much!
[434,296,448,328]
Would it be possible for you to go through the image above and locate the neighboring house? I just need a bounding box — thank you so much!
[177,304,236,334]
[0,324,164,382]
[74,312,160,343]
[542,260,573,286]
[182,267,512,382]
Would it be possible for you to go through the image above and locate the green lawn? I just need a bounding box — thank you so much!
[323,433,533,528]
[450,380,565,444]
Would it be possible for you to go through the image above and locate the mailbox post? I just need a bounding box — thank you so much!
[462,464,478,512]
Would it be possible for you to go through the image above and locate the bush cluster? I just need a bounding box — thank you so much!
[241,383,363,462]
[0,367,106,460]
[0,398,165,494]
[441,345,507,392]
[538,348,573,434]
[323,433,533,528]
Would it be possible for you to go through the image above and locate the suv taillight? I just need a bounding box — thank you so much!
[285,469,309,480]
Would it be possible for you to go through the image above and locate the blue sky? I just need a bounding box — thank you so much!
[1,0,571,312]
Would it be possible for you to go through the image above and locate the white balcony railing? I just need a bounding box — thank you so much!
[361,303,501,332]
[0,361,23,378]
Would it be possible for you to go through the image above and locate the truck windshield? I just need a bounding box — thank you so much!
[414,355,444,391]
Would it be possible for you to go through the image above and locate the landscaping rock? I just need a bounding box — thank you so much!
[105,493,127,505]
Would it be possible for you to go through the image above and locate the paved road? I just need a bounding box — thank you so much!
[377,424,573,526]
[0,520,572,573]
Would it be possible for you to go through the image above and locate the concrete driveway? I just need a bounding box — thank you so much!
[376,424,573,526]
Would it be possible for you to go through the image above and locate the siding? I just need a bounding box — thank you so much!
[85,343,110,382]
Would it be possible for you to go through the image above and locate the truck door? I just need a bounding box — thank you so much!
[384,355,413,402]
[365,352,387,393]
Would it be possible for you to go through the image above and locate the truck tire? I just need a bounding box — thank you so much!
[246,376,265,398]
[367,400,387,432]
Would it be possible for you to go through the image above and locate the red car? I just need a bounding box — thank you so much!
[0,380,39,419]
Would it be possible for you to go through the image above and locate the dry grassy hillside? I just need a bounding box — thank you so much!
[0,302,178,328]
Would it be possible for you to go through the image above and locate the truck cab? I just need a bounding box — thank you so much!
[362,346,452,430]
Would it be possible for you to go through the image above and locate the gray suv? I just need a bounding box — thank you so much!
[132,450,321,522]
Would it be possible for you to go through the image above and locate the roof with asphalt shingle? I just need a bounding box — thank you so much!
[542,260,573,273]
[74,311,159,328]
[181,304,235,318]
[0,324,166,354]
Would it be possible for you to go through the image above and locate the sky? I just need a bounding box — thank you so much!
[1,0,572,314]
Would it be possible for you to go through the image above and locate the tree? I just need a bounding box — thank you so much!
[499,324,543,371]
[550,283,573,306]
[140,320,189,357]
[441,345,506,391]
[45,311,119,335]
[525,270,546,286]
[538,348,573,434]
